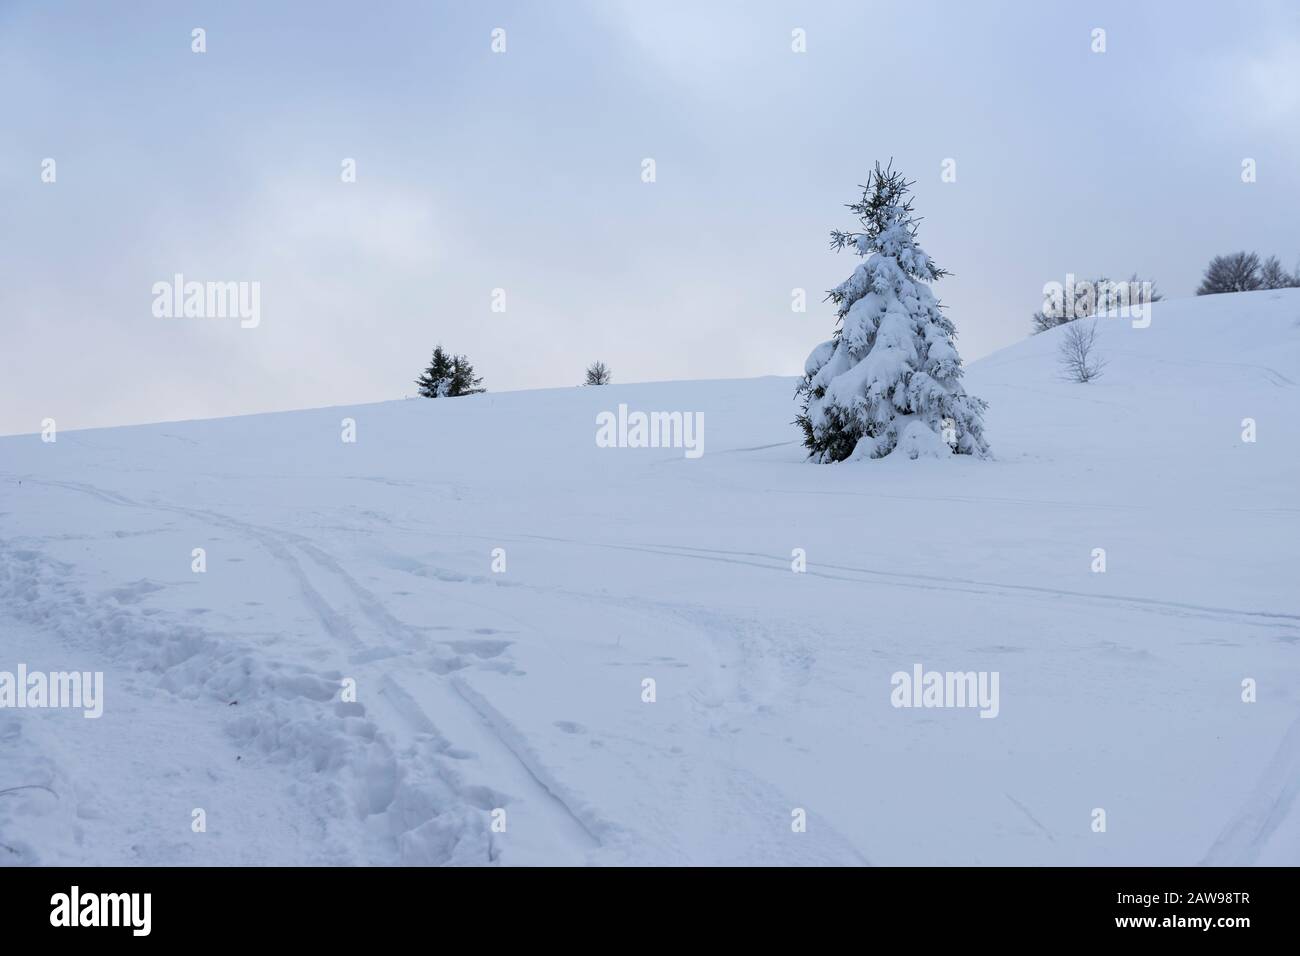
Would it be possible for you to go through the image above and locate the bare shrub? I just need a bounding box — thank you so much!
[1058,320,1107,383]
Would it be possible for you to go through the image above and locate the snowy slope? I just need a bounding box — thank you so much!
[2,289,1299,865]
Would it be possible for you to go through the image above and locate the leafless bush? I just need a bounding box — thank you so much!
[1058,320,1107,383]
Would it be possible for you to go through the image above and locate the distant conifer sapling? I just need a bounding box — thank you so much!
[416,345,485,398]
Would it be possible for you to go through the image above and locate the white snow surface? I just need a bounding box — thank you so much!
[2,289,1299,866]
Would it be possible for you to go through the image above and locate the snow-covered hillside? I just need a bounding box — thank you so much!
[2,289,1298,865]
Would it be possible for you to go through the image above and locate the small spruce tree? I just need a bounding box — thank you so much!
[795,162,988,461]
[449,354,485,396]
[415,345,455,397]
[416,346,486,397]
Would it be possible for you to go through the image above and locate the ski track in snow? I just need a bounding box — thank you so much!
[1,475,611,865]
[3,464,1297,865]
[1200,710,1300,865]
[2,472,878,864]
[502,532,1300,626]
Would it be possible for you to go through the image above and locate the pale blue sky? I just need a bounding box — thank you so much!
[2,0,1297,434]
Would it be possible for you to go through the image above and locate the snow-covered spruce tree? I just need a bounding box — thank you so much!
[416,346,485,397]
[449,354,485,396]
[795,163,989,461]
[415,345,455,397]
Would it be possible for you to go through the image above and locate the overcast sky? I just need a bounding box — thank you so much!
[2,0,1297,435]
